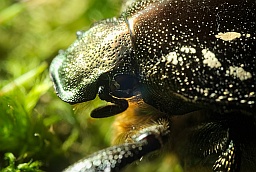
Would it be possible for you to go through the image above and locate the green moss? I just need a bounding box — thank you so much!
[0,0,121,171]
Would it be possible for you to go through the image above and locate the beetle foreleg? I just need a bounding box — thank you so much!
[63,119,170,172]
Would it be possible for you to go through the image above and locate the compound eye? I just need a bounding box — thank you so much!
[110,74,139,98]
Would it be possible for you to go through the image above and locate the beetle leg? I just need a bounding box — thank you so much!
[190,122,241,172]
[63,119,170,172]
[213,140,240,172]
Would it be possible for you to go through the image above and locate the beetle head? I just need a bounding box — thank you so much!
[50,18,137,117]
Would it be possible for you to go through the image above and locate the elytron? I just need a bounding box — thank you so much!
[50,0,256,171]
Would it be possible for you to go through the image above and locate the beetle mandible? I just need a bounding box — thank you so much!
[50,0,256,171]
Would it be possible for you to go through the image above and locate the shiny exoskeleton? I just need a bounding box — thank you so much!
[50,0,256,171]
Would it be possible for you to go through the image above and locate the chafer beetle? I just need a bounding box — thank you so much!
[50,0,256,171]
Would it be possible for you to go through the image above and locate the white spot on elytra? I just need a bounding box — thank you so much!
[202,49,221,68]
[249,92,255,96]
[216,95,227,102]
[227,66,252,81]
[180,46,196,54]
[215,32,241,41]
[195,87,210,97]
[160,75,168,80]
[245,33,251,38]
[165,52,178,65]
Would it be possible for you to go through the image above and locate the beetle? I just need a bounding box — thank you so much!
[50,0,256,171]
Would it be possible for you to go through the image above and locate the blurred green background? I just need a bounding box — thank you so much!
[0,0,182,171]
